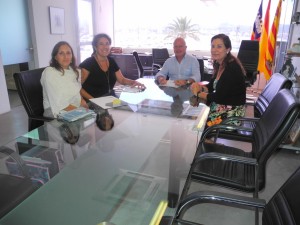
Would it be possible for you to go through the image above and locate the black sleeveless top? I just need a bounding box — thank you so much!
[79,56,120,98]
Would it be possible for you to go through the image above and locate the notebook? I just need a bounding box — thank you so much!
[57,107,95,122]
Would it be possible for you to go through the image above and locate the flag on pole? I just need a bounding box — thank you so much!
[258,0,271,80]
[251,0,263,40]
[265,0,283,79]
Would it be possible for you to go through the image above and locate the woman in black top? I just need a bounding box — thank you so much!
[79,33,145,100]
[190,34,246,127]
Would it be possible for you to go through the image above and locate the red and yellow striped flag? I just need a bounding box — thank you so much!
[258,0,271,80]
[265,0,283,79]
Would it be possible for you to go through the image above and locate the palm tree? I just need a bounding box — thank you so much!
[165,17,200,41]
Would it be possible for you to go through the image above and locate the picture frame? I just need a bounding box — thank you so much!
[49,7,65,34]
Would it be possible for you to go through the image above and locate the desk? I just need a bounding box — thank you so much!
[0,79,209,225]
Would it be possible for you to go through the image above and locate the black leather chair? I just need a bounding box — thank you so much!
[132,51,154,78]
[237,40,260,87]
[253,73,293,117]
[13,68,53,131]
[189,89,300,199]
[0,146,42,218]
[152,48,169,73]
[209,73,293,142]
[197,58,205,81]
[169,165,300,225]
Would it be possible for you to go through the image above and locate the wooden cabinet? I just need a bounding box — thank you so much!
[110,53,153,80]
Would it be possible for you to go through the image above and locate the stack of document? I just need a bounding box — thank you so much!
[58,107,94,122]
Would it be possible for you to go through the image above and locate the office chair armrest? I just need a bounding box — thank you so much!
[0,146,30,178]
[31,115,54,122]
[152,63,162,69]
[201,124,254,141]
[175,190,266,220]
[195,152,257,165]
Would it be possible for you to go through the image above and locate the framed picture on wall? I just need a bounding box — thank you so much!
[49,7,65,34]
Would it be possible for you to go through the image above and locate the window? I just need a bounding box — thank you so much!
[77,0,94,62]
[113,0,295,55]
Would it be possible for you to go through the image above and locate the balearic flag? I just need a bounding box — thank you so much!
[251,0,263,40]
[257,0,271,80]
[265,0,283,79]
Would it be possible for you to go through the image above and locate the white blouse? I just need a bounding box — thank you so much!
[41,66,82,118]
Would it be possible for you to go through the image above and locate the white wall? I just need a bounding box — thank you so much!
[28,0,79,68]
[0,50,11,114]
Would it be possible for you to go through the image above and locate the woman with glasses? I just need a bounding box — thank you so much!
[79,33,145,100]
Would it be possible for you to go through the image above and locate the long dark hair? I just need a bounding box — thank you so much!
[50,41,79,79]
[91,33,112,56]
[211,34,246,77]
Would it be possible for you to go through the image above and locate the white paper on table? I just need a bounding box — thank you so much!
[90,96,120,109]
[159,80,179,88]
[122,86,145,93]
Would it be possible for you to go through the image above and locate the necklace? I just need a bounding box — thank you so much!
[95,56,110,93]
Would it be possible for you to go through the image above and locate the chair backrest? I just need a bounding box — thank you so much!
[152,48,169,67]
[0,146,42,218]
[254,73,293,117]
[237,40,259,86]
[172,166,300,225]
[132,51,144,78]
[13,68,45,119]
[253,89,300,187]
[263,165,300,225]
[197,58,205,81]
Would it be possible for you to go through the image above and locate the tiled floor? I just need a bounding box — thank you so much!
[0,90,28,146]
[1,89,300,225]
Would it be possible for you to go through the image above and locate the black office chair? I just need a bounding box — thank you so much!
[209,73,293,142]
[253,73,293,117]
[197,58,205,81]
[152,48,170,73]
[237,40,259,87]
[13,68,54,131]
[0,146,42,218]
[168,165,300,225]
[132,51,154,78]
[189,89,300,200]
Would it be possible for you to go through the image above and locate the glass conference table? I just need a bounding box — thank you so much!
[0,78,209,225]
